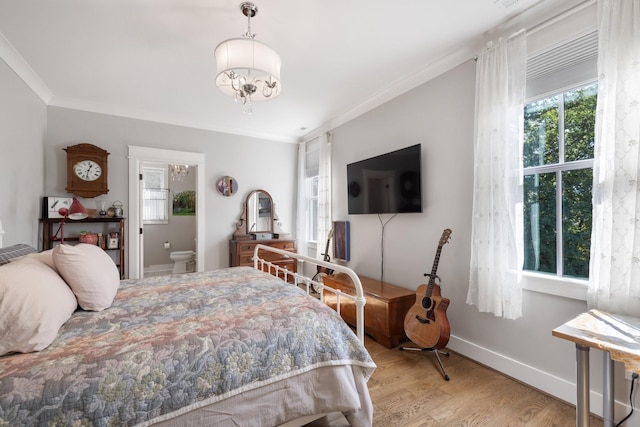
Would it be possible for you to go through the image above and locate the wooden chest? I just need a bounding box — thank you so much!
[322,273,415,349]
[229,239,297,279]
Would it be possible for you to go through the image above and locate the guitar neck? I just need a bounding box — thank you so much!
[425,246,443,295]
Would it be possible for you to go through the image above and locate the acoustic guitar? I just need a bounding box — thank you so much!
[317,228,334,276]
[312,229,334,288]
[404,228,452,349]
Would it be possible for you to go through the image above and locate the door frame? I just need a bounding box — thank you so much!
[127,146,205,279]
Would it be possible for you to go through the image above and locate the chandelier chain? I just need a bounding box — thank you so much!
[243,4,256,39]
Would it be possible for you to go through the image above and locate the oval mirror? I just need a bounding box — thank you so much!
[216,176,238,196]
[246,190,273,233]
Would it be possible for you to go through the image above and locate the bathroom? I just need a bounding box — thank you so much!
[142,163,197,277]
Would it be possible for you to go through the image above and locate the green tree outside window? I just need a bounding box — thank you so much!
[523,83,597,279]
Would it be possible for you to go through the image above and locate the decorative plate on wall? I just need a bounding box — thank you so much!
[216,176,238,196]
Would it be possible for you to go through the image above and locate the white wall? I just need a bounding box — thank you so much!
[0,58,47,246]
[44,107,298,272]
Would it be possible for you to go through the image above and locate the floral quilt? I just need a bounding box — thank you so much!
[0,267,375,426]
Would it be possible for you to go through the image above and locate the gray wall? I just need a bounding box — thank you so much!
[42,107,297,272]
[0,58,47,246]
[332,58,624,416]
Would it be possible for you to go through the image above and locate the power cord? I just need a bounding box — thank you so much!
[378,213,398,282]
[616,372,639,427]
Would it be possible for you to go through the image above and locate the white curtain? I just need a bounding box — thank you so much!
[588,0,640,315]
[295,142,307,254]
[467,31,527,320]
[316,132,333,260]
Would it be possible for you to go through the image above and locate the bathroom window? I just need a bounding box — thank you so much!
[143,167,169,224]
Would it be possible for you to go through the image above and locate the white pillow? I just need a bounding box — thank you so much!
[0,257,77,356]
[53,243,120,311]
[11,249,56,271]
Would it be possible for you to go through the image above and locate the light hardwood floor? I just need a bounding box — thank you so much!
[315,336,603,426]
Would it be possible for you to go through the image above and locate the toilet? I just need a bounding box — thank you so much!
[170,250,196,274]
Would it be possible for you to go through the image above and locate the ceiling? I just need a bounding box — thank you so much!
[0,0,576,143]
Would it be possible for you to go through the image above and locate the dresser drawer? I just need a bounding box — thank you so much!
[230,239,297,268]
[266,241,296,251]
[237,242,259,254]
[238,240,295,254]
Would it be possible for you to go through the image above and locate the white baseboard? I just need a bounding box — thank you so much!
[447,334,638,425]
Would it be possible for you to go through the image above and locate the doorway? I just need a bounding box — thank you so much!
[127,146,205,279]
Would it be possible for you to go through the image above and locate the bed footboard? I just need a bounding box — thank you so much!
[253,244,366,343]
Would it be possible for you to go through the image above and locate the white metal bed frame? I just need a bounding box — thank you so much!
[253,243,366,343]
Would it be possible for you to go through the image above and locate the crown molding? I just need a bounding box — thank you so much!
[0,30,53,104]
[47,96,297,144]
[0,29,295,144]
[299,43,477,140]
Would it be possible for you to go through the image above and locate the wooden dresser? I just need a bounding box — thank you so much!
[229,238,297,276]
[322,273,415,349]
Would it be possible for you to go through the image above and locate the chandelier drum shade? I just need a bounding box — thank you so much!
[214,2,281,112]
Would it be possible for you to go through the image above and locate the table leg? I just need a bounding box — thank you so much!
[576,344,590,427]
[603,352,614,427]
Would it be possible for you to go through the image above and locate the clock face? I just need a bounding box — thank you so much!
[74,160,102,181]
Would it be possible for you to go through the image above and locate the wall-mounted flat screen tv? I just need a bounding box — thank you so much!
[347,144,422,215]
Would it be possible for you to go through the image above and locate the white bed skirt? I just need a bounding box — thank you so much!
[148,364,373,427]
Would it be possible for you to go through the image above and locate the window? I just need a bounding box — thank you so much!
[523,82,597,279]
[306,175,318,243]
[304,139,320,246]
[142,166,169,224]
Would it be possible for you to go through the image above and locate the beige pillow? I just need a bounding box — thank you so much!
[53,243,120,311]
[11,249,56,271]
[0,257,77,356]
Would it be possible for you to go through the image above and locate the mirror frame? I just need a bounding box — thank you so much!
[233,189,274,239]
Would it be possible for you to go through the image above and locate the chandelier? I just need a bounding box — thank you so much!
[214,2,281,114]
[170,164,189,181]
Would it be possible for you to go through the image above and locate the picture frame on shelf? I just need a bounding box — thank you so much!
[42,196,73,218]
[107,232,119,249]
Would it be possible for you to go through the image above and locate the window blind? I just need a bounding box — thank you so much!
[526,30,598,99]
[306,138,320,178]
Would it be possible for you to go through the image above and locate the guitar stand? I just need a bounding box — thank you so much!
[399,345,450,381]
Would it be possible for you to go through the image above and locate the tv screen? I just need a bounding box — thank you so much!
[347,144,422,215]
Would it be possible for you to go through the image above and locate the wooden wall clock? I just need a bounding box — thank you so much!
[64,143,109,198]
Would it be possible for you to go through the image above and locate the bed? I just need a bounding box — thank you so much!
[0,241,375,426]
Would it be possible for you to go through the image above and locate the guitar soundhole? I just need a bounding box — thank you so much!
[421,297,432,309]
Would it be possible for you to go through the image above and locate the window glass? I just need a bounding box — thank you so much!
[523,96,559,167]
[523,82,596,279]
[523,172,557,274]
[143,167,169,224]
[564,83,597,162]
[562,168,593,278]
[307,176,318,242]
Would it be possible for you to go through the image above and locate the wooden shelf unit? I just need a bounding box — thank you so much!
[40,217,126,279]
